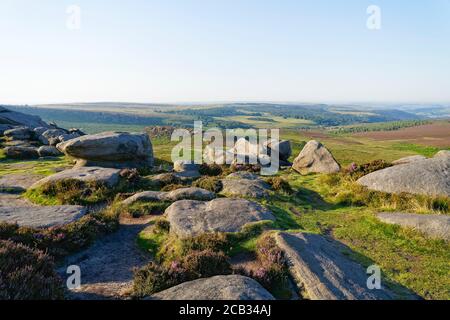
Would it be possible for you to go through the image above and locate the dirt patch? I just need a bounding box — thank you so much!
[58,216,153,300]
[354,122,450,147]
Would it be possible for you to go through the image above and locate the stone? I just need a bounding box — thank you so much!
[38,129,67,145]
[173,160,201,179]
[221,174,271,199]
[37,146,62,157]
[357,157,449,197]
[264,139,292,161]
[0,124,13,136]
[377,212,450,241]
[33,127,48,136]
[3,127,32,140]
[0,173,45,193]
[150,275,275,300]
[274,232,394,300]
[4,146,39,160]
[203,145,234,165]
[392,155,427,165]
[57,131,154,169]
[122,187,216,205]
[226,172,260,180]
[166,198,275,238]
[434,150,450,159]
[0,106,49,129]
[293,140,340,174]
[30,166,121,189]
[0,205,87,229]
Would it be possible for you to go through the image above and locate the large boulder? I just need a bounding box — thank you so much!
[57,132,154,169]
[4,146,39,160]
[3,127,32,141]
[434,150,450,159]
[0,205,87,228]
[150,275,274,300]
[39,129,68,145]
[293,140,340,174]
[30,166,121,189]
[220,173,271,199]
[357,157,450,197]
[122,187,216,205]
[37,146,63,157]
[392,155,427,166]
[166,198,275,238]
[377,212,450,241]
[264,139,292,161]
[0,124,14,136]
[0,106,49,129]
[274,232,394,300]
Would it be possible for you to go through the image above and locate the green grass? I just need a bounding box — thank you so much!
[0,156,71,176]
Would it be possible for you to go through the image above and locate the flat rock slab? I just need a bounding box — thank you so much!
[150,275,275,300]
[357,157,450,197]
[274,232,394,300]
[0,173,45,192]
[377,212,450,241]
[122,187,216,205]
[166,198,275,238]
[0,205,87,228]
[30,166,121,189]
[221,178,271,199]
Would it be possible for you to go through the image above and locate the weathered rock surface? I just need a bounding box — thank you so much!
[357,157,450,197]
[274,232,394,300]
[151,275,275,300]
[392,155,427,165]
[434,150,450,159]
[4,146,39,159]
[37,146,62,157]
[221,173,271,199]
[0,124,14,135]
[173,160,201,179]
[57,132,154,169]
[31,166,121,189]
[0,106,49,129]
[39,129,67,145]
[377,212,450,241]
[0,205,87,228]
[0,173,45,192]
[3,127,32,140]
[293,140,340,174]
[264,139,292,161]
[122,187,216,205]
[166,198,275,238]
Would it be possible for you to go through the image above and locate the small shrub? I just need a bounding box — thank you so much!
[230,163,261,173]
[161,184,185,192]
[154,219,171,233]
[181,249,232,278]
[132,261,189,298]
[181,233,230,255]
[199,163,223,176]
[27,179,112,205]
[119,201,171,218]
[266,177,293,194]
[0,240,64,300]
[0,210,119,259]
[345,160,392,180]
[193,176,223,193]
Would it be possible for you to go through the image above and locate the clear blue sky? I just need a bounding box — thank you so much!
[1,0,449,104]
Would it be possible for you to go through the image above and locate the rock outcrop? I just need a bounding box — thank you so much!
[122,187,216,205]
[166,198,275,238]
[37,146,63,157]
[30,167,121,189]
[293,140,340,174]
[357,156,450,197]
[150,275,275,300]
[173,160,200,179]
[0,205,87,228]
[57,131,154,169]
[0,106,49,129]
[392,155,427,165]
[4,146,39,160]
[377,212,450,241]
[274,232,394,300]
[220,172,271,199]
